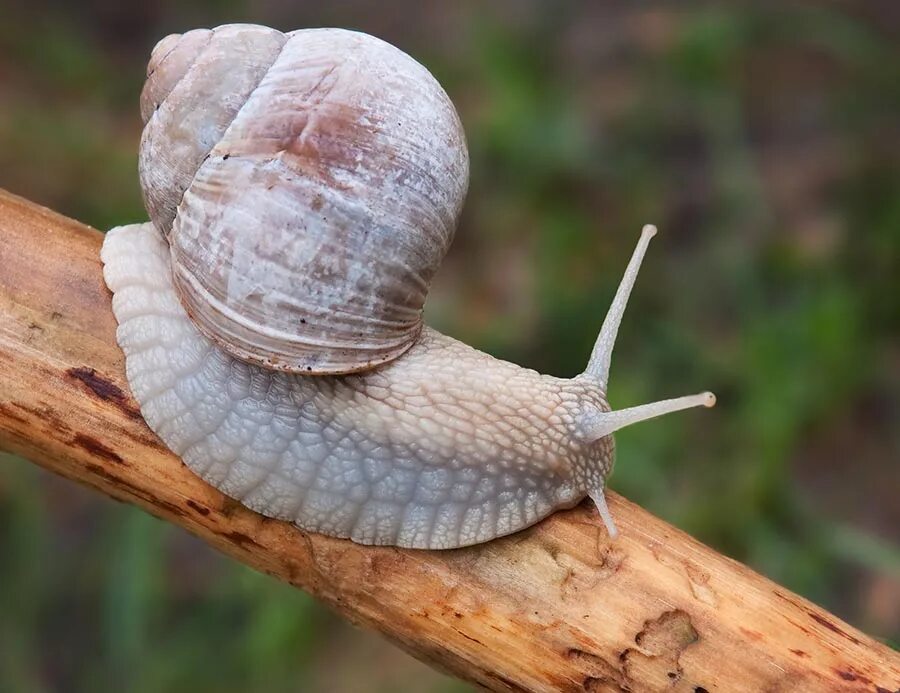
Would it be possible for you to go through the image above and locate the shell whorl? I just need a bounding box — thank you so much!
[140,25,469,374]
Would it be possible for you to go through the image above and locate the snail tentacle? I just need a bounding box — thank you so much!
[588,488,618,539]
[583,224,657,388]
[576,393,717,443]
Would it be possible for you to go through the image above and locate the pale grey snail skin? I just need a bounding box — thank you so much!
[100,24,715,549]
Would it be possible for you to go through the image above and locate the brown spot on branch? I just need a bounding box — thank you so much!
[71,433,124,464]
[809,611,862,646]
[66,366,142,420]
[186,499,211,516]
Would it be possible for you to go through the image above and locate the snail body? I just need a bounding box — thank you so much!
[101,24,714,549]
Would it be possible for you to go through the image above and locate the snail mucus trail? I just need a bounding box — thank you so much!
[100,24,716,550]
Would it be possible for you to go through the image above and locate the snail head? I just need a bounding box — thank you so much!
[572,225,716,537]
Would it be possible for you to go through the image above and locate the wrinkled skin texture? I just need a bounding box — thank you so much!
[102,224,614,549]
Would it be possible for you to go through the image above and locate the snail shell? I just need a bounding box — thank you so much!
[140,25,468,374]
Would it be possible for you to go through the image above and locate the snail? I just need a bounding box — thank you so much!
[101,24,715,549]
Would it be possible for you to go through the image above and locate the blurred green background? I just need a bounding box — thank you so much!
[1,1,898,690]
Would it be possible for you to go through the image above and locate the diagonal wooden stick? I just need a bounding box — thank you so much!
[0,188,897,692]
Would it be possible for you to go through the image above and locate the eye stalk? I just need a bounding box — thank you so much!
[577,392,717,442]
[578,225,716,538]
[584,223,658,389]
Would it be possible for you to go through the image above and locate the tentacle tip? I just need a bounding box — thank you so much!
[641,223,658,239]
[604,518,619,540]
[588,489,619,539]
[703,391,717,408]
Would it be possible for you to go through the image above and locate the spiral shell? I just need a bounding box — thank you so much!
[139,24,469,374]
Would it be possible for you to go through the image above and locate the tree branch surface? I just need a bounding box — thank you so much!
[0,189,897,692]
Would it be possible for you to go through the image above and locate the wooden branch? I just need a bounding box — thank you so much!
[0,188,897,693]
